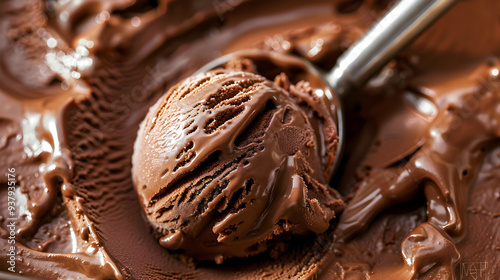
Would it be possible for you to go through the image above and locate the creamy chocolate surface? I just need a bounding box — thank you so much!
[133,65,342,262]
[0,0,499,279]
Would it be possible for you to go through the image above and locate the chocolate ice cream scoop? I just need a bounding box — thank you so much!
[132,0,460,264]
[132,65,343,263]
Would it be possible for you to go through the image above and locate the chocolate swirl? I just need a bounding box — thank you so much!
[132,69,342,262]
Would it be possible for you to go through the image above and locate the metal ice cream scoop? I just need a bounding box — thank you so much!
[329,0,459,94]
[196,0,459,175]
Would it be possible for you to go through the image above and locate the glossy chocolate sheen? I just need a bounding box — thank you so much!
[0,0,499,279]
[132,66,342,262]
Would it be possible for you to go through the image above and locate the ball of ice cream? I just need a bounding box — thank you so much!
[132,66,343,263]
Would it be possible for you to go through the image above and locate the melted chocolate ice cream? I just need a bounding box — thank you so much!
[1,0,499,279]
[133,66,342,263]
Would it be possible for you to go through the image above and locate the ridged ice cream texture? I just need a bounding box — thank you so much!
[132,68,342,262]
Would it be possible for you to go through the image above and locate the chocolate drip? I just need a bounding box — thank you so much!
[1,0,499,279]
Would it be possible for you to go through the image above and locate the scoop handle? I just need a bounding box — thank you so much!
[328,0,459,94]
